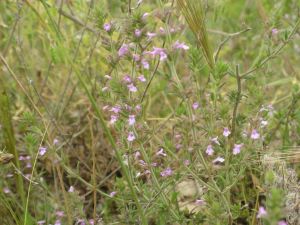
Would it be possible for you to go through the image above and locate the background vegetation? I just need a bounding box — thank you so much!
[0,0,300,224]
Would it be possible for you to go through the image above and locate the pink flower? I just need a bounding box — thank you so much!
[54,220,61,225]
[160,167,173,177]
[146,32,157,39]
[195,199,206,206]
[173,40,189,50]
[103,22,111,32]
[223,127,231,137]
[39,147,47,156]
[109,191,117,197]
[212,156,225,163]
[156,148,167,157]
[110,105,121,114]
[118,43,129,57]
[251,129,260,140]
[135,104,142,112]
[138,75,146,82]
[141,59,149,69]
[123,74,132,83]
[3,187,11,194]
[183,159,190,166]
[128,115,136,126]
[206,145,214,156]
[68,186,75,193]
[147,47,167,61]
[127,83,138,92]
[133,54,140,62]
[210,137,220,145]
[233,144,243,155]
[278,221,287,225]
[159,27,165,34]
[272,28,279,35]
[56,211,65,218]
[134,151,141,159]
[127,132,136,142]
[142,12,149,20]
[19,156,26,161]
[139,160,147,167]
[134,29,142,37]
[53,138,59,145]
[37,221,46,225]
[110,115,118,124]
[257,206,267,218]
[192,102,199,110]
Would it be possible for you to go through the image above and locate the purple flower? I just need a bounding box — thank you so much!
[146,32,157,39]
[183,159,190,166]
[123,74,132,83]
[134,29,142,37]
[272,28,279,35]
[138,75,146,82]
[127,83,138,92]
[147,47,167,61]
[37,221,46,225]
[134,151,141,159]
[233,144,243,155]
[192,102,199,110]
[160,167,173,177]
[173,40,189,50]
[151,162,158,167]
[56,211,65,218]
[3,187,11,194]
[156,148,167,157]
[109,191,117,197]
[141,59,149,69]
[212,156,225,164]
[135,104,142,112]
[257,206,267,218]
[103,22,111,32]
[68,186,75,193]
[278,221,287,225]
[132,54,140,62]
[110,115,118,124]
[54,220,62,225]
[110,105,121,114]
[206,145,214,156]
[159,27,165,34]
[39,147,47,156]
[195,199,206,206]
[127,132,136,142]
[128,115,136,126]
[19,155,26,161]
[223,127,231,137]
[118,43,129,57]
[251,129,260,140]
[139,160,147,167]
[53,138,59,145]
[142,12,149,20]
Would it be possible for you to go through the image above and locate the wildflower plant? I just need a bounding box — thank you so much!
[0,0,300,224]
